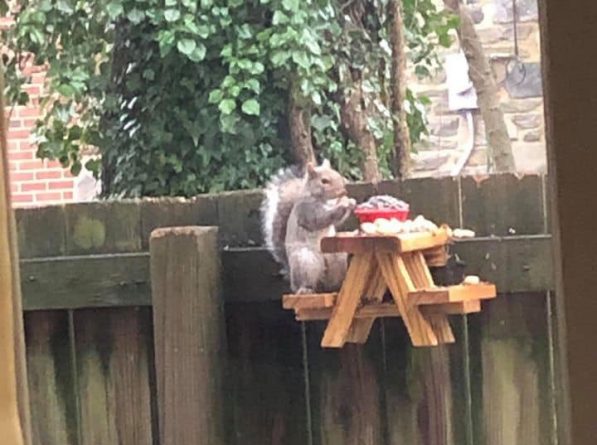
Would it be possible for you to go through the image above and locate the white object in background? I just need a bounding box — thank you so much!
[74,158,101,202]
[445,52,478,111]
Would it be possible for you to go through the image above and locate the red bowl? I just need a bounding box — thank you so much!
[354,207,410,223]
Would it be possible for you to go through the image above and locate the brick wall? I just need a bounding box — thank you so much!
[2,15,76,208]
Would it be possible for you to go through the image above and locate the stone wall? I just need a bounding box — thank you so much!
[409,0,546,177]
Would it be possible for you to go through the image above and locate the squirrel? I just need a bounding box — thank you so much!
[261,159,356,294]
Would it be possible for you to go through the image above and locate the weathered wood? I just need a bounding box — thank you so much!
[64,201,142,255]
[140,197,218,250]
[25,311,78,445]
[150,226,226,445]
[467,293,556,445]
[454,236,553,293]
[74,308,155,445]
[461,175,545,237]
[225,302,309,445]
[216,190,264,247]
[381,317,469,445]
[16,206,67,259]
[21,254,150,310]
[307,323,385,445]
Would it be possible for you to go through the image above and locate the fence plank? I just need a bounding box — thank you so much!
[467,293,555,445]
[25,311,78,445]
[150,226,226,445]
[74,308,155,445]
[225,302,309,445]
[381,316,470,445]
[306,322,385,445]
[64,202,142,255]
[461,175,545,236]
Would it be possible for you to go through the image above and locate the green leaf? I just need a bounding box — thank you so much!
[292,51,310,69]
[208,89,223,104]
[106,1,124,19]
[272,11,288,25]
[187,43,206,62]
[164,9,181,22]
[218,99,236,115]
[165,0,177,5]
[177,38,196,56]
[127,9,145,24]
[241,99,260,116]
[57,84,76,97]
[282,0,299,13]
[245,79,260,93]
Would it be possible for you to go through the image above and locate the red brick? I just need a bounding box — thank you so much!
[24,85,41,96]
[15,108,39,118]
[63,191,74,200]
[9,119,22,128]
[35,171,62,180]
[23,119,38,127]
[9,172,34,181]
[8,151,34,161]
[35,192,62,202]
[7,129,30,139]
[11,194,34,203]
[48,180,74,190]
[18,160,44,170]
[22,182,47,192]
[46,160,63,169]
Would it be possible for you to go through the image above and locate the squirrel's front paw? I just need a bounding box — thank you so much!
[346,198,357,209]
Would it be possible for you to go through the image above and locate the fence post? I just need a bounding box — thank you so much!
[150,226,226,445]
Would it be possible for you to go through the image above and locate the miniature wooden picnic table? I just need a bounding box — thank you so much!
[283,227,497,348]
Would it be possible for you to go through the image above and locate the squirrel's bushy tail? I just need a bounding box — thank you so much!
[261,165,306,276]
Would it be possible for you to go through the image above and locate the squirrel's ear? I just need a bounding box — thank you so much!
[320,159,331,169]
[306,162,317,178]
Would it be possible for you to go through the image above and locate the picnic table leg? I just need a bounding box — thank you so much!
[404,252,455,344]
[321,252,374,348]
[376,252,439,347]
[345,263,387,344]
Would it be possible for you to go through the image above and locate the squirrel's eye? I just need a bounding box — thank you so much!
[321,178,330,185]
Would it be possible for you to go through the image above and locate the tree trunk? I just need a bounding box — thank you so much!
[339,71,381,182]
[444,0,516,172]
[288,90,316,168]
[387,0,412,180]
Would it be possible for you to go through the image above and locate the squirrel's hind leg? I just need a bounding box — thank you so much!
[322,253,348,292]
[288,247,325,294]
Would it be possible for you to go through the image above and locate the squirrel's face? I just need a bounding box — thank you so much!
[306,163,348,199]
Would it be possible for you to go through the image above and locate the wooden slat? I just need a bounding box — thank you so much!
[282,293,336,310]
[321,253,375,347]
[346,264,388,344]
[423,246,450,267]
[226,302,309,445]
[409,283,497,305]
[297,301,481,321]
[75,308,155,445]
[320,228,450,254]
[25,311,78,445]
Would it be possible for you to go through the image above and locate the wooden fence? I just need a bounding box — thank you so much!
[17,174,559,445]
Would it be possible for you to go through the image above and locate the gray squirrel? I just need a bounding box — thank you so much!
[261,160,356,294]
